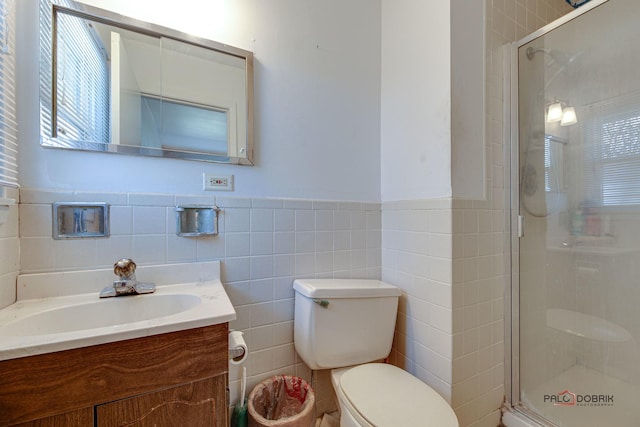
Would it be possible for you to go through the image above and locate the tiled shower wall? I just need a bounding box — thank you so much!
[486,0,573,422]
[18,188,382,408]
[0,187,19,309]
[477,0,573,425]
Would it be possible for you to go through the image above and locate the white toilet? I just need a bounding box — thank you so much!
[293,278,459,427]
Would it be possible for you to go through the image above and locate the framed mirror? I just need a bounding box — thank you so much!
[39,0,254,165]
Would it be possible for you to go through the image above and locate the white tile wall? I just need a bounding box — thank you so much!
[17,188,381,407]
[450,199,505,427]
[0,187,19,309]
[382,199,454,400]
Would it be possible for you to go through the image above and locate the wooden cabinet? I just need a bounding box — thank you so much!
[10,408,93,427]
[0,324,228,427]
[96,376,226,427]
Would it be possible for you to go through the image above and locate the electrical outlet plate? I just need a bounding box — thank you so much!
[203,173,234,191]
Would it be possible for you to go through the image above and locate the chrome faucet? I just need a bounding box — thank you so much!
[99,258,156,298]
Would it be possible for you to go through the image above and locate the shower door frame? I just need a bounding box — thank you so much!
[505,0,610,425]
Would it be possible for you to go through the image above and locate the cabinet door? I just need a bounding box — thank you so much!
[96,375,227,427]
[10,408,93,427]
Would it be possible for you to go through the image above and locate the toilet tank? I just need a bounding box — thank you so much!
[293,279,401,370]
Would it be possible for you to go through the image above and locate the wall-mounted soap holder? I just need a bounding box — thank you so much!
[176,205,220,237]
[53,202,110,239]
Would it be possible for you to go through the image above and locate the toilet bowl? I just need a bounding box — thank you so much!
[332,364,458,427]
[293,279,458,427]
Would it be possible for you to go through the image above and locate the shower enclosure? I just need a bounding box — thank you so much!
[510,0,640,425]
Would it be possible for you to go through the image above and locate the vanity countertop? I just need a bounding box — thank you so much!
[0,261,235,361]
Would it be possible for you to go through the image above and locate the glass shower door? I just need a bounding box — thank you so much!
[516,0,640,425]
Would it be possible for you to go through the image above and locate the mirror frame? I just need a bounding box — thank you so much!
[40,0,255,165]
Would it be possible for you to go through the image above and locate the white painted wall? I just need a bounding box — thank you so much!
[17,0,381,201]
[380,0,487,202]
[380,0,452,202]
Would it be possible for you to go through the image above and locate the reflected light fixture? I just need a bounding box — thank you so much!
[547,102,563,123]
[546,100,577,126]
[560,106,577,126]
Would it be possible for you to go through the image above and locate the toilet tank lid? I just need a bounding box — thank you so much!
[293,279,401,299]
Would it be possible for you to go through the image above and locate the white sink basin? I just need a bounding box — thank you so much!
[0,261,236,361]
[1,293,201,336]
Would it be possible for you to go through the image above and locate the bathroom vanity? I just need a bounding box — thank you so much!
[0,324,228,426]
[0,261,235,426]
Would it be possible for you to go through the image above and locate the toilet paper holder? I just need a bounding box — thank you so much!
[229,347,245,360]
[228,330,248,365]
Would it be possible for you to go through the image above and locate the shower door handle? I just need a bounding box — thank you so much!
[517,215,525,238]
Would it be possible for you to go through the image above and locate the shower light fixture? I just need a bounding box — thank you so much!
[547,102,564,123]
[560,106,577,126]
[546,100,577,126]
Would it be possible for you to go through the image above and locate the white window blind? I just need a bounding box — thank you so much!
[54,11,110,142]
[0,0,17,188]
[582,92,640,207]
[544,135,565,193]
[39,0,109,144]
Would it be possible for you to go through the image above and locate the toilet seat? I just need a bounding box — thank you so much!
[336,363,459,427]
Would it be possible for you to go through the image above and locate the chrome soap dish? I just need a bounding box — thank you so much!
[53,202,110,239]
[175,205,220,237]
